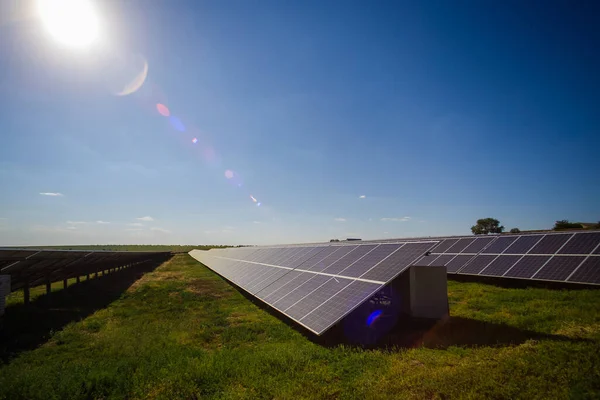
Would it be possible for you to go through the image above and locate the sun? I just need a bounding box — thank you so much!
[37,0,100,48]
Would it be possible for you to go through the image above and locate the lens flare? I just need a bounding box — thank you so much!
[250,195,257,203]
[156,103,170,117]
[225,170,234,179]
[366,310,383,327]
[192,138,198,144]
[169,116,185,132]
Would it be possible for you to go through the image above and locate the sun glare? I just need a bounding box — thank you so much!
[37,0,100,48]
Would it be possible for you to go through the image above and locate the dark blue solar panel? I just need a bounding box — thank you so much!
[260,272,315,303]
[504,235,543,254]
[285,277,353,320]
[270,248,301,265]
[361,243,434,281]
[503,256,551,279]
[297,247,340,270]
[481,236,518,254]
[255,270,303,300]
[461,237,495,253]
[445,238,476,253]
[558,233,600,254]
[339,244,401,278]
[529,234,573,255]
[322,245,377,275]
[299,281,383,334]
[283,247,326,268]
[533,256,586,281]
[278,247,312,267]
[272,274,331,311]
[413,255,439,266]
[445,255,476,273]
[245,267,290,294]
[306,245,356,272]
[479,256,521,276]
[431,239,459,253]
[427,255,456,268]
[567,257,600,284]
[458,255,496,274]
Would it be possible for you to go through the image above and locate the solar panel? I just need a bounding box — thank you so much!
[284,277,353,320]
[479,255,522,276]
[298,280,383,334]
[558,232,600,254]
[431,239,459,253]
[272,274,331,311]
[462,237,495,253]
[305,246,355,272]
[568,257,600,284]
[322,245,377,275]
[482,236,518,254]
[503,256,551,279]
[529,234,573,254]
[504,235,543,254]
[0,248,170,293]
[532,256,586,281]
[458,255,497,275]
[361,242,436,281]
[445,238,476,253]
[337,244,401,278]
[189,230,600,336]
[444,255,476,273]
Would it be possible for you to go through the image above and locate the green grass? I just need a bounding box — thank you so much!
[1,254,599,399]
[15,245,233,253]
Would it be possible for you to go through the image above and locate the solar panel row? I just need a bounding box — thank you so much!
[409,231,600,284]
[190,241,437,335]
[0,248,171,292]
[191,231,600,336]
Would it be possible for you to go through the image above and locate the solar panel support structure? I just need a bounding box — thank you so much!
[0,275,10,316]
[403,265,449,319]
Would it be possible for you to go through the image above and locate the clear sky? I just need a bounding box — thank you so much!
[0,0,598,246]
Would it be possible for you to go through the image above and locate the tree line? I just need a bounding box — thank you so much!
[471,218,600,235]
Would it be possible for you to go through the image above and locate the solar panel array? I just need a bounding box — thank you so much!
[191,231,600,335]
[0,248,171,292]
[189,240,437,335]
[413,231,600,284]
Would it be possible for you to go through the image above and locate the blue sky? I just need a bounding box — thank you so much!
[0,0,598,246]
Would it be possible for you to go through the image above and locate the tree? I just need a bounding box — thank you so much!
[553,220,583,230]
[471,218,504,235]
[510,228,521,233]
[595,221,600,229]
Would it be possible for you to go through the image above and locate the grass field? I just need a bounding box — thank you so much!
[1,253,599,399]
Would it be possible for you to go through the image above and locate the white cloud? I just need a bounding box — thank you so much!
[67,221,86,225]
[334,218,346,222]
[125,228,143,232]
[359,195,366,199]
[253,221,262,224]
[128,223,144,227]
[381,217,411,222]
[150,227,171,234]
[96,220,110,224]
[137,216,154,222]
[40,192,63,197]
[66,226,77,230]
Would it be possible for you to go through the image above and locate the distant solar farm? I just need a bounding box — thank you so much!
[1,232,599,399]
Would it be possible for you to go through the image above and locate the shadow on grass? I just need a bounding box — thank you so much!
[318,316,592,350]
[228,283,589,350]
[0,255,171,363]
